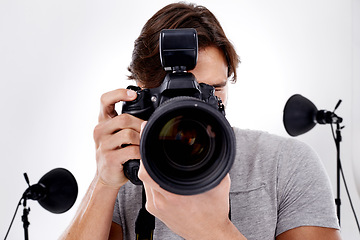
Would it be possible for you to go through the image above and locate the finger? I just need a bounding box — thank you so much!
[99,114,144,135]
[94,114,144,147]
[98,144,141,167]
[101,129,141,151]
[99,89,137,122]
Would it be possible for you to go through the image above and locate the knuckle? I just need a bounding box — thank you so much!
[122,129,139,143]
[93,124,103,139]
[125,145,140,158]
[102,150,115,165]
[97,143,108,156]
[117,113,131,126]
[100,92,109,106]
[121,128,131,138]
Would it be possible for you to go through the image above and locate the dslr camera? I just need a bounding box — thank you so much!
[122,29,235,195]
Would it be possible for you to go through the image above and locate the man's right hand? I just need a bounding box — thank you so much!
[93,88,144,189]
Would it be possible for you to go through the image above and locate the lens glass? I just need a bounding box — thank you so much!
[158,116,215,170]
[145,107,222,182]
[141,98,235,195]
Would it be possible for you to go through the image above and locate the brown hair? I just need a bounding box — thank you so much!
[128,2,240,88]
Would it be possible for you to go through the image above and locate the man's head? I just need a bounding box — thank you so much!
[128,2,240,90]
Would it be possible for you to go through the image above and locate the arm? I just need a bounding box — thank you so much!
[60,89,143,239]
[59,176,121,239]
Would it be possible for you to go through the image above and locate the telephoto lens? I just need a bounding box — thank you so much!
[140,96,235,195]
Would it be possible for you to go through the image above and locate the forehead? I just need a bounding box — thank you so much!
[190,46,228,85]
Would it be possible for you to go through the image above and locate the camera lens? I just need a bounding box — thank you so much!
[140,96,235,195]
[159,116,215,170]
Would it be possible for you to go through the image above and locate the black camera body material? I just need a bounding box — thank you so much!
[122,73,225,121]
[122,29,235,195]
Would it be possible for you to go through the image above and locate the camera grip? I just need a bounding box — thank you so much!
[123,159,142,185]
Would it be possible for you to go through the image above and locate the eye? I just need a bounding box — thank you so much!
[211,79,228,92]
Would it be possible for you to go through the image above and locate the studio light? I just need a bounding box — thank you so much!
[283,94,344,222]
[282,94,360,233]
[4,168,78,240]
[22,168,78,214]
[283,94,342,136]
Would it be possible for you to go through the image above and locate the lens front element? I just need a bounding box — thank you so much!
[159,116,215,170]
[140,97,235,195]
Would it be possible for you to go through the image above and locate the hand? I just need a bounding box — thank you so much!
[138,121,244,239]
[93,88,144,189]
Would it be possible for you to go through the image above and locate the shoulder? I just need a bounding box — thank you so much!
[232,127,328,190]
[230,128,339,235]
[230,128,293,192]
[233,127,310,149]
[230,127,329,200]
[232,127,318,164]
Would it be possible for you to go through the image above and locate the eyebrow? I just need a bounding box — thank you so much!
[211,80,228,88]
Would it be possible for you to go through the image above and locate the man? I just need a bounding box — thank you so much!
[61,2,341,239]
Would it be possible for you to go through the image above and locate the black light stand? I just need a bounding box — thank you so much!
[21,198,30,240]
[4,168,78,240]
[21,173,33,240]
[283,94,360,231]
[334,122,343,224]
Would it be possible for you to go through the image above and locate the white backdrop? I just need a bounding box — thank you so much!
[0,0,359,239]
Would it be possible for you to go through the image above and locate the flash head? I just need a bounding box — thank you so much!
[160,29,198,72]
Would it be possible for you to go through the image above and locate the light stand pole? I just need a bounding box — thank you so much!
[334,122,342,225]
[21,198,30,240]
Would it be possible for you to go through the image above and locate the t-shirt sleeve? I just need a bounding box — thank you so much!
[275,138,340,236]
[112,195,122,226]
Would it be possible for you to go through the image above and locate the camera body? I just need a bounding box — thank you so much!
[122,73,225,121]
[121,29,235,195]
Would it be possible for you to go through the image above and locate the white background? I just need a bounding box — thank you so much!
[0,0,359,239]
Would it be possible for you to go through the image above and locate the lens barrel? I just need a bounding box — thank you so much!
[140,96,235,195]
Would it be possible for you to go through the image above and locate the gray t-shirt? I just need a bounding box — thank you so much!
[113,128,340,239]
